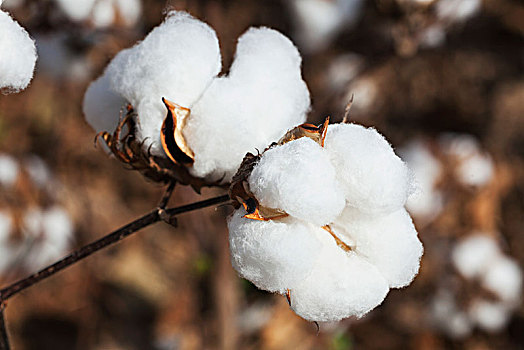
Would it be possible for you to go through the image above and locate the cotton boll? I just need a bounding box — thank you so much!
[228,210,321,293]
[290,235,389,322]
[42,206,73,250]
[324,123,411,214]
[452,234,500,279]
[83,72,127,133]
[289,0,363,53]
[335,208,423,288]
[248,138,345,226]
[115,0,141,27]
[55,0,96,22]
[92,0,115,28]
[106,11,222,154]
[482,256,522,303]
[431,290,472,338]
[456,152,494,187]
[469,300,510,332]
[0,10,37,91]
[186,27,309,182]
[0,154,19,187]
[399,140,443,222]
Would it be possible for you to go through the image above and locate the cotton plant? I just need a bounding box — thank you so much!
[54,0,141,28]
[431,234,522,337]
[0,154,74,277]
[0,0,37,92]
[228,119,423,322]
[83,10,310,191]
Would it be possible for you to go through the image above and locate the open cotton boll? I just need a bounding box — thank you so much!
[0,154,19,187]
[456,152,494,187]
[290,232,389,321]
[186,27,309,182]
[83,73,127,133]
[54,0,96,22]
[482,256,522,303]
[452,234,500,279]
[334,208,423,288]
[92,0,115,28]
[469,300,510,332]
[0,10,37,91]
[324,123,411,214]
[248,138,344,226]
[106,11,221,154]
[115,0,141,27]
[399,140,444,222]
[228,210,321,293]
[42,206,73,249]
[431,290,473,339]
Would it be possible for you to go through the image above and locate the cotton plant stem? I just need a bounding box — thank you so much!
[0,193,230,302]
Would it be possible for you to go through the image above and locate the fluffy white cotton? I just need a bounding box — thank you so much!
[431,290,472,338]
[91,0,115,28]
[289,0,363,52]
[83,73,127,133]
[469,300,511,332]
[335,208,423,288]
[399,140,443,222]
[22,206,73,270]
[106,11,221,154]
[482,256,522,303]
[325,123,411,214]
[452,234,500,279]
[115,0,141,27]
[186,27,309,182]
[0,10,37,91]
[248,138,344,226]
[439,133,494,187]
[456,152,494,187]
[290,229,389,322]
[55,0,96,22]
[0,154,19,186]
[228,210,321,293]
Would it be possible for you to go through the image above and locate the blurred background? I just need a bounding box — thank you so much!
[0,0,523,349]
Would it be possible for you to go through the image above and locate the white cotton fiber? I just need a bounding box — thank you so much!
[0,10,37,91]
[469,300,510,332]
[115,0,141,27]
[91,0,115,28]
[451,234,500,279]
[0,153,19,187]
[83,72,127,133]
[106,11,221,154]
[334,208,423,288]
[290,230,389,321]
[186,27,309,182]
[248,138,345,226]
[482,256,522,303]
[228,210,321,293]
[55,0,96,22]
[324,123,411,214]
[399,140,443,222]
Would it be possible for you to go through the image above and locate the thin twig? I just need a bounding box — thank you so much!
[0,305,9,350]
[158,181,177,209]
[0,194,230,302]
[342,94,354,123]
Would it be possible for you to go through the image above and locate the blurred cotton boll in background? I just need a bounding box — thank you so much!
[288,0,364,53]
[0,155,75,280]
[54,0,141,28]
[431,233,522,337]
[0,3,37,92]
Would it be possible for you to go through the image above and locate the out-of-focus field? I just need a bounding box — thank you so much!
[0,0,523,349]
